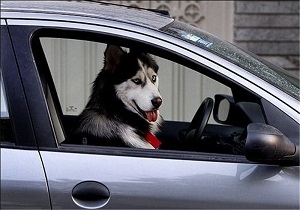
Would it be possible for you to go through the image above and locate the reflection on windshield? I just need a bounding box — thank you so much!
[162,21,299,100]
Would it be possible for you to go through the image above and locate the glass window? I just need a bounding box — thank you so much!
[0,77,15,144]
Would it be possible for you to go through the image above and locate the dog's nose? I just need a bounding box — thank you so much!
[151,97,162,108]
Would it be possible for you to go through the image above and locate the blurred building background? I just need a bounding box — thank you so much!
[109,1,300,77]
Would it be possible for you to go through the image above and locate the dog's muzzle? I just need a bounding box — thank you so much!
[145,97,162,122]
[151,97,162,109]
[134,97,162,122]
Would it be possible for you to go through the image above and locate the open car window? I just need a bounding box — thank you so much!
[40,37,232,122]
[32,29,266,157]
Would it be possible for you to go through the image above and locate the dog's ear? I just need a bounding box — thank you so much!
[104,45,125,73]
[130,48,159,73]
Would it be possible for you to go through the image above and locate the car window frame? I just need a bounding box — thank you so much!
[7,24,57,148]
[1,22,36,148]
[35,29,258,161]
[32,27,251,163]
[7,18,298,164]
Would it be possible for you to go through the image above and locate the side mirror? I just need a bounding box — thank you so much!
[214,95,266,127]
[213,94,236,125]
[245,123,299,166]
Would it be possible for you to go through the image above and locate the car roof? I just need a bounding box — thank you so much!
[1,1,174,29]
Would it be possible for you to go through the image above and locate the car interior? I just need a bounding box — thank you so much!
[30,29,267,156]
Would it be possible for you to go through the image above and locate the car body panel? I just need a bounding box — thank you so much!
[40,150,299,209]
[1,148,50,209]
[1,1,174,29]
[1,1,299,209]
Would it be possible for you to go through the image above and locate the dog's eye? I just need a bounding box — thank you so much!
[151,75,157,83]
[132,78,142,85]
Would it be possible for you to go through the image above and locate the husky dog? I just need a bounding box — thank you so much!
[75,45,163,149]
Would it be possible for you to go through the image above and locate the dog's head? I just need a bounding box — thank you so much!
[103,45,162,123]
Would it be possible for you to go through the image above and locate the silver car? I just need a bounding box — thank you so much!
[1,1,299,209]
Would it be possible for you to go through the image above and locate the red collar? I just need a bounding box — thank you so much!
[145,132,161,149]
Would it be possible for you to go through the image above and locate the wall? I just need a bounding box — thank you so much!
[234,1,299,77]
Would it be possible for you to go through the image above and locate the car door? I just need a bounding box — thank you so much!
[8,18,299,209]
[0,20,50,209]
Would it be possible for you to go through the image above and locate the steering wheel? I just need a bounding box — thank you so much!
[186,97,214,141]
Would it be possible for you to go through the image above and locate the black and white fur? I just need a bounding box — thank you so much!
[75,45,163,149]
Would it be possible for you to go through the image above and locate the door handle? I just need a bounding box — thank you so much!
[72,181,110,209]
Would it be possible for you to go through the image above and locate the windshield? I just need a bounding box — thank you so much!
[161,21,299,100]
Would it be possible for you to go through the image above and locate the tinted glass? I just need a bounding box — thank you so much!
[0,78,15,144]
